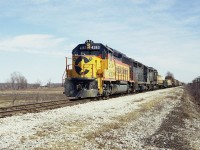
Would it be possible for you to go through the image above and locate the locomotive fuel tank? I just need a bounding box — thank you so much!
[111,84,128,94]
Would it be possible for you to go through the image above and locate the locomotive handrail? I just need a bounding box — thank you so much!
[62,70,66,86]
[66,64,73,78]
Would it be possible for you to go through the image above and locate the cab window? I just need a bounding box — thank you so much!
[81,50,100,56]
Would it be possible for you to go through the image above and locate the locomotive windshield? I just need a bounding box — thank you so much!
[81,50,100,56]
[73,50,98,55]
[72,42,108,59]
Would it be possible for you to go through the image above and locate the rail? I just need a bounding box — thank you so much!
[0,99,91,118]
[0,87,180,118]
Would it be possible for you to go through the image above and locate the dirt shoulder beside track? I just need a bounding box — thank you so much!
[0,87,200,150]
[144,91,200,150]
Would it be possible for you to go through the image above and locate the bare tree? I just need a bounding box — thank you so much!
[9,72,28,90]
[165,71,174,80]
[33,80,41,89]
[47,79,51,88]
[186,77,200,104]
[0,80,12,90]
[165,71,175,83]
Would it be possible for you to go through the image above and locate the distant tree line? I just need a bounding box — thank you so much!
[1,72,28,90]
[10,72,27,89]
[165,71,175,82]
[0,72,62,90]
[187,76,200,104]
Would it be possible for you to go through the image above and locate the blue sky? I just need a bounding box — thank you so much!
[0,0,199,84]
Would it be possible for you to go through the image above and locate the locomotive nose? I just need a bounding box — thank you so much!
[74,56,92,76]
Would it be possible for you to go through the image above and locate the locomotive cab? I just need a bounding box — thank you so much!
[64,40,108,98]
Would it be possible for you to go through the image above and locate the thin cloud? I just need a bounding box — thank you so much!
[0,34,73,56]
[0,0,199,82]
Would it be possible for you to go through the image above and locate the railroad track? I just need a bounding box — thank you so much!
[0,87,177,118]
[0,95,120,118]
[0,99,91,118]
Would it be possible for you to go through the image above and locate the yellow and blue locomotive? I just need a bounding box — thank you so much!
[64,40,134,98]
[64,40,167,98]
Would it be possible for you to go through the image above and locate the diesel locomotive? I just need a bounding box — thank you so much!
[63,40,180,98]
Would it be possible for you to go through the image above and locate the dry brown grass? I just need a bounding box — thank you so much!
[83,95,166,148]
[181,90,200,119]
[20,136,27,144]
[84,88,185,148]
[0,87,67,107]
[48,141,83,150]
[143,88,200,150]
[34,130,48,137]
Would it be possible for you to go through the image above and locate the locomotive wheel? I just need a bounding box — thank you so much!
[102,96,109,100]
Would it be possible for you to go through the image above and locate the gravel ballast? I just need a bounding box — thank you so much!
[0,87,199,150]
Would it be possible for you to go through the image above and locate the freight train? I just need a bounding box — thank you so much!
[63,40,181,99]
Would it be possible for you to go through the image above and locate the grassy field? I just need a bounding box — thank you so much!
[0,87,67,107]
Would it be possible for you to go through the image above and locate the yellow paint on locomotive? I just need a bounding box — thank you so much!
[71,56,101,78]
[68,54,130,95]
[166,79,172,86]
[70,55,106,94]
[114,63,129,81]
[103,57,115,80]
[103,57,130,81]
[157,75,164,85]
